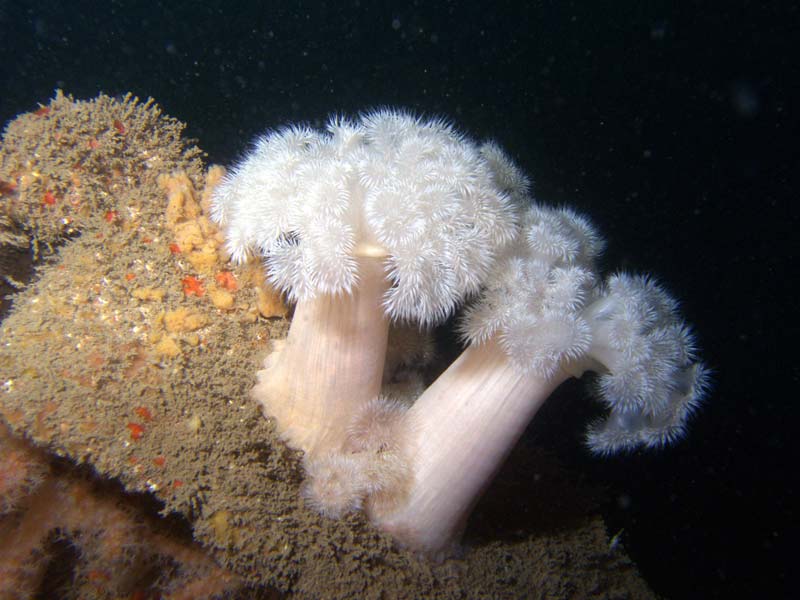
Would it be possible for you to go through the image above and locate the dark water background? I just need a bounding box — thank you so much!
[1,1,796,598]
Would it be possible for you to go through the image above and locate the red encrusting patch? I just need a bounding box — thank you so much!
[215,270,238,291]
[127,423,145,440]
[134,406,153,421]
[182,276,205,297]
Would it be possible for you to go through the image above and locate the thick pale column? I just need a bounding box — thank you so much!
[372,338,568,555]
[252,257,390,455]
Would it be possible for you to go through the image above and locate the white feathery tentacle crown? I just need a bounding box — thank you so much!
[461,204,603,378]
[210,110,525,326]
[582,273,711,453]
[461,204,709,453]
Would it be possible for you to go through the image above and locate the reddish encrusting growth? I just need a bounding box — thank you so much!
[134,406,153,421]
[127,423,145,441]
[182,276,205,297]
[215,270,238,291]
